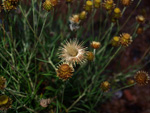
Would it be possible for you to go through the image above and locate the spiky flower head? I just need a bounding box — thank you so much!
[0,76,6,90]
[100,81,110,92]
[103,0,115,11]
[111,36,120,47]
[58,40,87,66]
[136,15,145,24]
[120,33,132,47]
[43,0,53,11]
[56,62,74,80]
[134,71,149,85]
[91,41,101,49]
[121,0,133,6]
[0,95,12,111]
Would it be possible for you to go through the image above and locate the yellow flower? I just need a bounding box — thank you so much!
[111,36,120,47]
[43,0,53,11]
[0,95,12,111]
[91,41,101,49]
[100,81,110,92]
[84,0,93,12]
[79,11,87,20]
[86,51,94,61]
[136,15,145,24]
[113,8,122,18]
[56,62,74,80]
[103,0,115,11]
[58,40,87,66]
[120,33,132,47]
[94,0,101,8]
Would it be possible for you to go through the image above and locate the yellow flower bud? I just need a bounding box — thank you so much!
[79,11,87,20]
[94,0,101,8]
[111,36,120,47]
[84,0,93,12]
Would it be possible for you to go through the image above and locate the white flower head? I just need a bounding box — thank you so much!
[58,39,87,66]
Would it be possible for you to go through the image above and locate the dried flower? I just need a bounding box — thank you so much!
[69,14,80,31]
[56,62,74,80]
[120,33,132,47]
[94,0,101,8]
[103,0,115,11]
[40,98,51,107]
[0,76,6,90]
[111,36,120,47]
[50,0,58,6]
[91,41,101,49]
[43,0,53,11]
[134,71,149,85]
[86,51,94,61]
[58,39,87,65]
[84,0,93,12]
[100,81,110,92]
[136,15,145,24]
[2,0,16,11]
[121,0,133,6]
[0,95,12,111]
[136,27,143,35]
[79,11,87,20]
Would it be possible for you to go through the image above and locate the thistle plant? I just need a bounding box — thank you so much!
[0,0,149,112]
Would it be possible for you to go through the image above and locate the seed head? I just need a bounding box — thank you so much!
[100,81,110,92]
[58,40,87,66]
[120,33,132,47]
[56,63,74,80]
[134,71,149,85]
